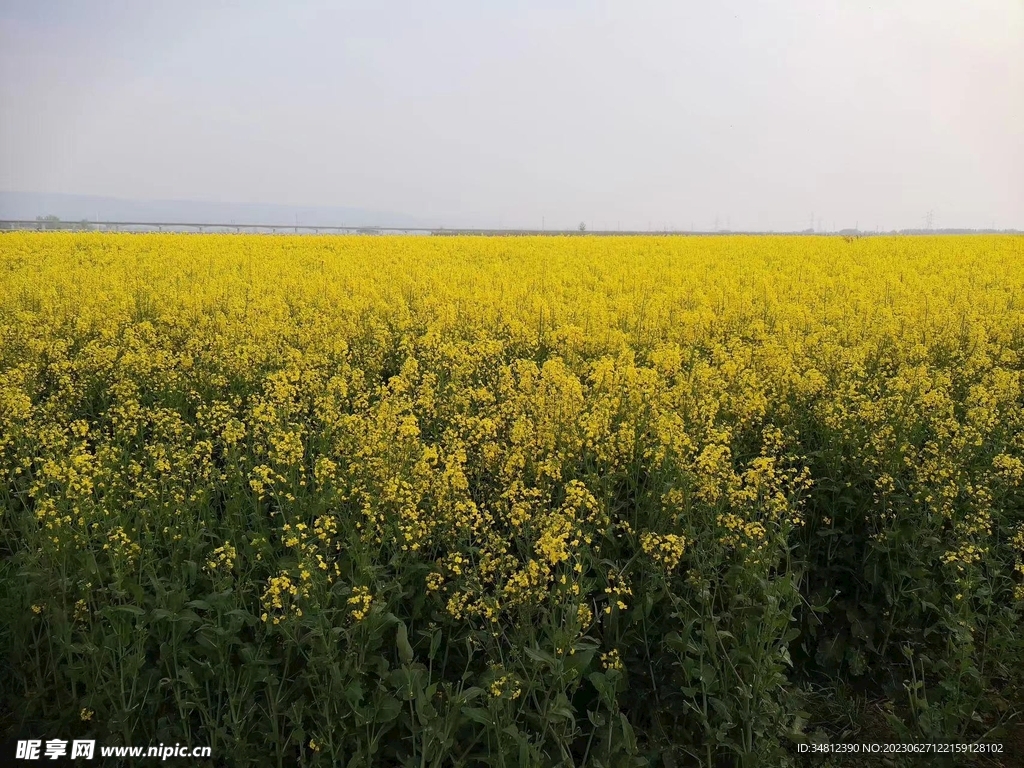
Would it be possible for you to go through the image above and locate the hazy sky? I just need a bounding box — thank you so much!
[1,0,1021,230]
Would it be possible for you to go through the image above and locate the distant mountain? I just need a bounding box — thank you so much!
[0,191,427,229]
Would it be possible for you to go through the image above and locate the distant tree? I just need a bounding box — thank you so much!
[36,215,61,231]
[578,221,586,232]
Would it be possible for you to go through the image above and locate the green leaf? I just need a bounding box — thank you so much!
[619,713,638,754]
[460,686,485,702]
[375,695,402,724]
[428,627,442,660]
[345,681,364,706]
[524,646,556,667]
[548,695,575,725]
[565,646,597,675]
[396,622,414,665]
[463,707,492,726]
[112,604,145,617]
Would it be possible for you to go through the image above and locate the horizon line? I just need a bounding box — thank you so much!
[2,219,1021,237]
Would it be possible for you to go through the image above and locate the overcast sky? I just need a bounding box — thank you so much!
[1,0,1021,231]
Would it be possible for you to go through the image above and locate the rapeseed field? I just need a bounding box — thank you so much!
[1,233,1022,766]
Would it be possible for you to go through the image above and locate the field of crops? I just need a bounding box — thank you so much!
[2,232,1023,766]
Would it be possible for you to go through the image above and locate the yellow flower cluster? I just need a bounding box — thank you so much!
[941,543,986,572]
[102,526,142,567]
[488,670,523,700]
[261,572,303,624]
[348,586,373,621]
[601,649,624,671]
[206,542,237,575]
[640,531,687,571]
[603,571,632,614]
[993,454,1024,486]
[717,513,768,550]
